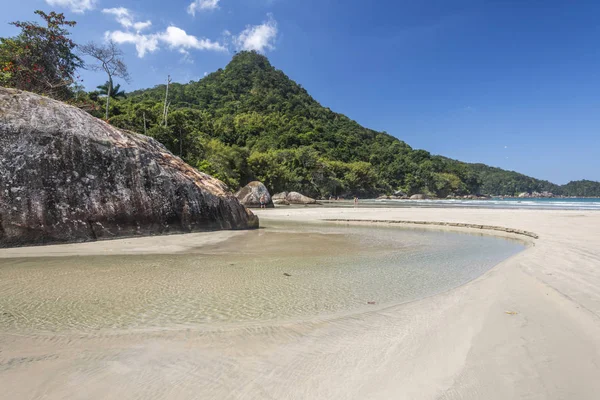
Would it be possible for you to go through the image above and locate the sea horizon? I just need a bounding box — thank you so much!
[346,197,600,211]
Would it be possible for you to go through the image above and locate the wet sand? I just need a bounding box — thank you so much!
[1,208,600,399]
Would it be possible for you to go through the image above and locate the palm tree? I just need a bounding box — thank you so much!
[96,81,127,99]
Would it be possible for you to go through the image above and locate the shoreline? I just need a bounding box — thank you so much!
[1,207,600,399]
[0,230,246,258]
[324,218,539,239]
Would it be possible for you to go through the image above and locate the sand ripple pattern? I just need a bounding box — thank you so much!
[0,223,522,333]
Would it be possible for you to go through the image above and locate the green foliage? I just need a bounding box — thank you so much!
[247,150,291,192]
[108,51,458,197]
[0,10,82,100]
[98,51,597,197]
[560,180,600,197]
[197,139,249,189]
[466,163,561,196]
[96,81,126,99]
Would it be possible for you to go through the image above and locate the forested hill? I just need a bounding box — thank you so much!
[105,51,599,198]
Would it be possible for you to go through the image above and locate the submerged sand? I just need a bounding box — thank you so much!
[1,208,600,399]
[0,222,522,333]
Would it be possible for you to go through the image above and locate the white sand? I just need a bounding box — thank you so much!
[1,207,600,399]
[0,230,246,258]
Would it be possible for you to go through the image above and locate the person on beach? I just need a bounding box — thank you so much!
[354,196,358,206]
[260,194,267,209]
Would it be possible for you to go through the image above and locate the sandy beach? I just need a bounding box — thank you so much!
[1,207,600,399]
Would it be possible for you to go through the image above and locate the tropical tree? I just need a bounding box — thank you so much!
[96,81,126,99]
[0,10,82,100]
[79,40,130,120]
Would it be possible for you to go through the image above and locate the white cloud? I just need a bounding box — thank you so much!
[45,0,96,13]
[187,0,220,16]
[105,26,225,58]
[179,49,194,64]
[105,31,160,57]
[103,8,151,32]
[102,5,225,58]
[160,26,225,52]
[234,14,278,53]
[103,8,133,28]
[133,21,152,31]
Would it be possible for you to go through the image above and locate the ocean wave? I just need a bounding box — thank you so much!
[371,198,600,210]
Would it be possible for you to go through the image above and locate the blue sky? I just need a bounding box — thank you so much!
[2,0,599,184]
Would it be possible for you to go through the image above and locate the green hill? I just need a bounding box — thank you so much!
[457,162,561,195]
[103,51,599,198]
[559,180,600,197]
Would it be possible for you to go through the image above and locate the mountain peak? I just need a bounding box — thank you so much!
[118,53,600,198]
[227,51,273,70]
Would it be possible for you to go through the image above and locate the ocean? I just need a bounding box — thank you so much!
[362,197,600,211]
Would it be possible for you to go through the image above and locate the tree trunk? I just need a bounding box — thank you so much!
[164,102,170,128]
[162,75,171,127]
[105,78,112,121]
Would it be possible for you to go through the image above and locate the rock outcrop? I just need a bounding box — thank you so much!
[518,191,555,198]
[0,88,258,247]
[272,192,288,201]
[286,192,317,204]
[271,191,315,204]
[235,181,274,208]
[410,194,428,200]
[378,194,408,200]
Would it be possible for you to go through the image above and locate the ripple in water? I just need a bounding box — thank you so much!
[0,222,524,332]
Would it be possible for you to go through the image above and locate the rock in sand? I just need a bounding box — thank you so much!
[272,192,288,200]
[286,192,317,205]
[235,181,274,208]
[0,88,258,247]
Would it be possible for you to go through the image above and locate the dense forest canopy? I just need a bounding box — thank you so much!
[0,10,597,198]
[108,51,478,198]
[103,51,598,197]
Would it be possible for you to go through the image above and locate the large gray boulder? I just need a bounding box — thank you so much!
[286,192,317,204]
[410,194,428,200]
[0,88,258,247]
[272,192,288,200]
[235,181,273,208]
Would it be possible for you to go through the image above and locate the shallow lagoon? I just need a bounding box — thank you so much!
[0,222,524,333]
